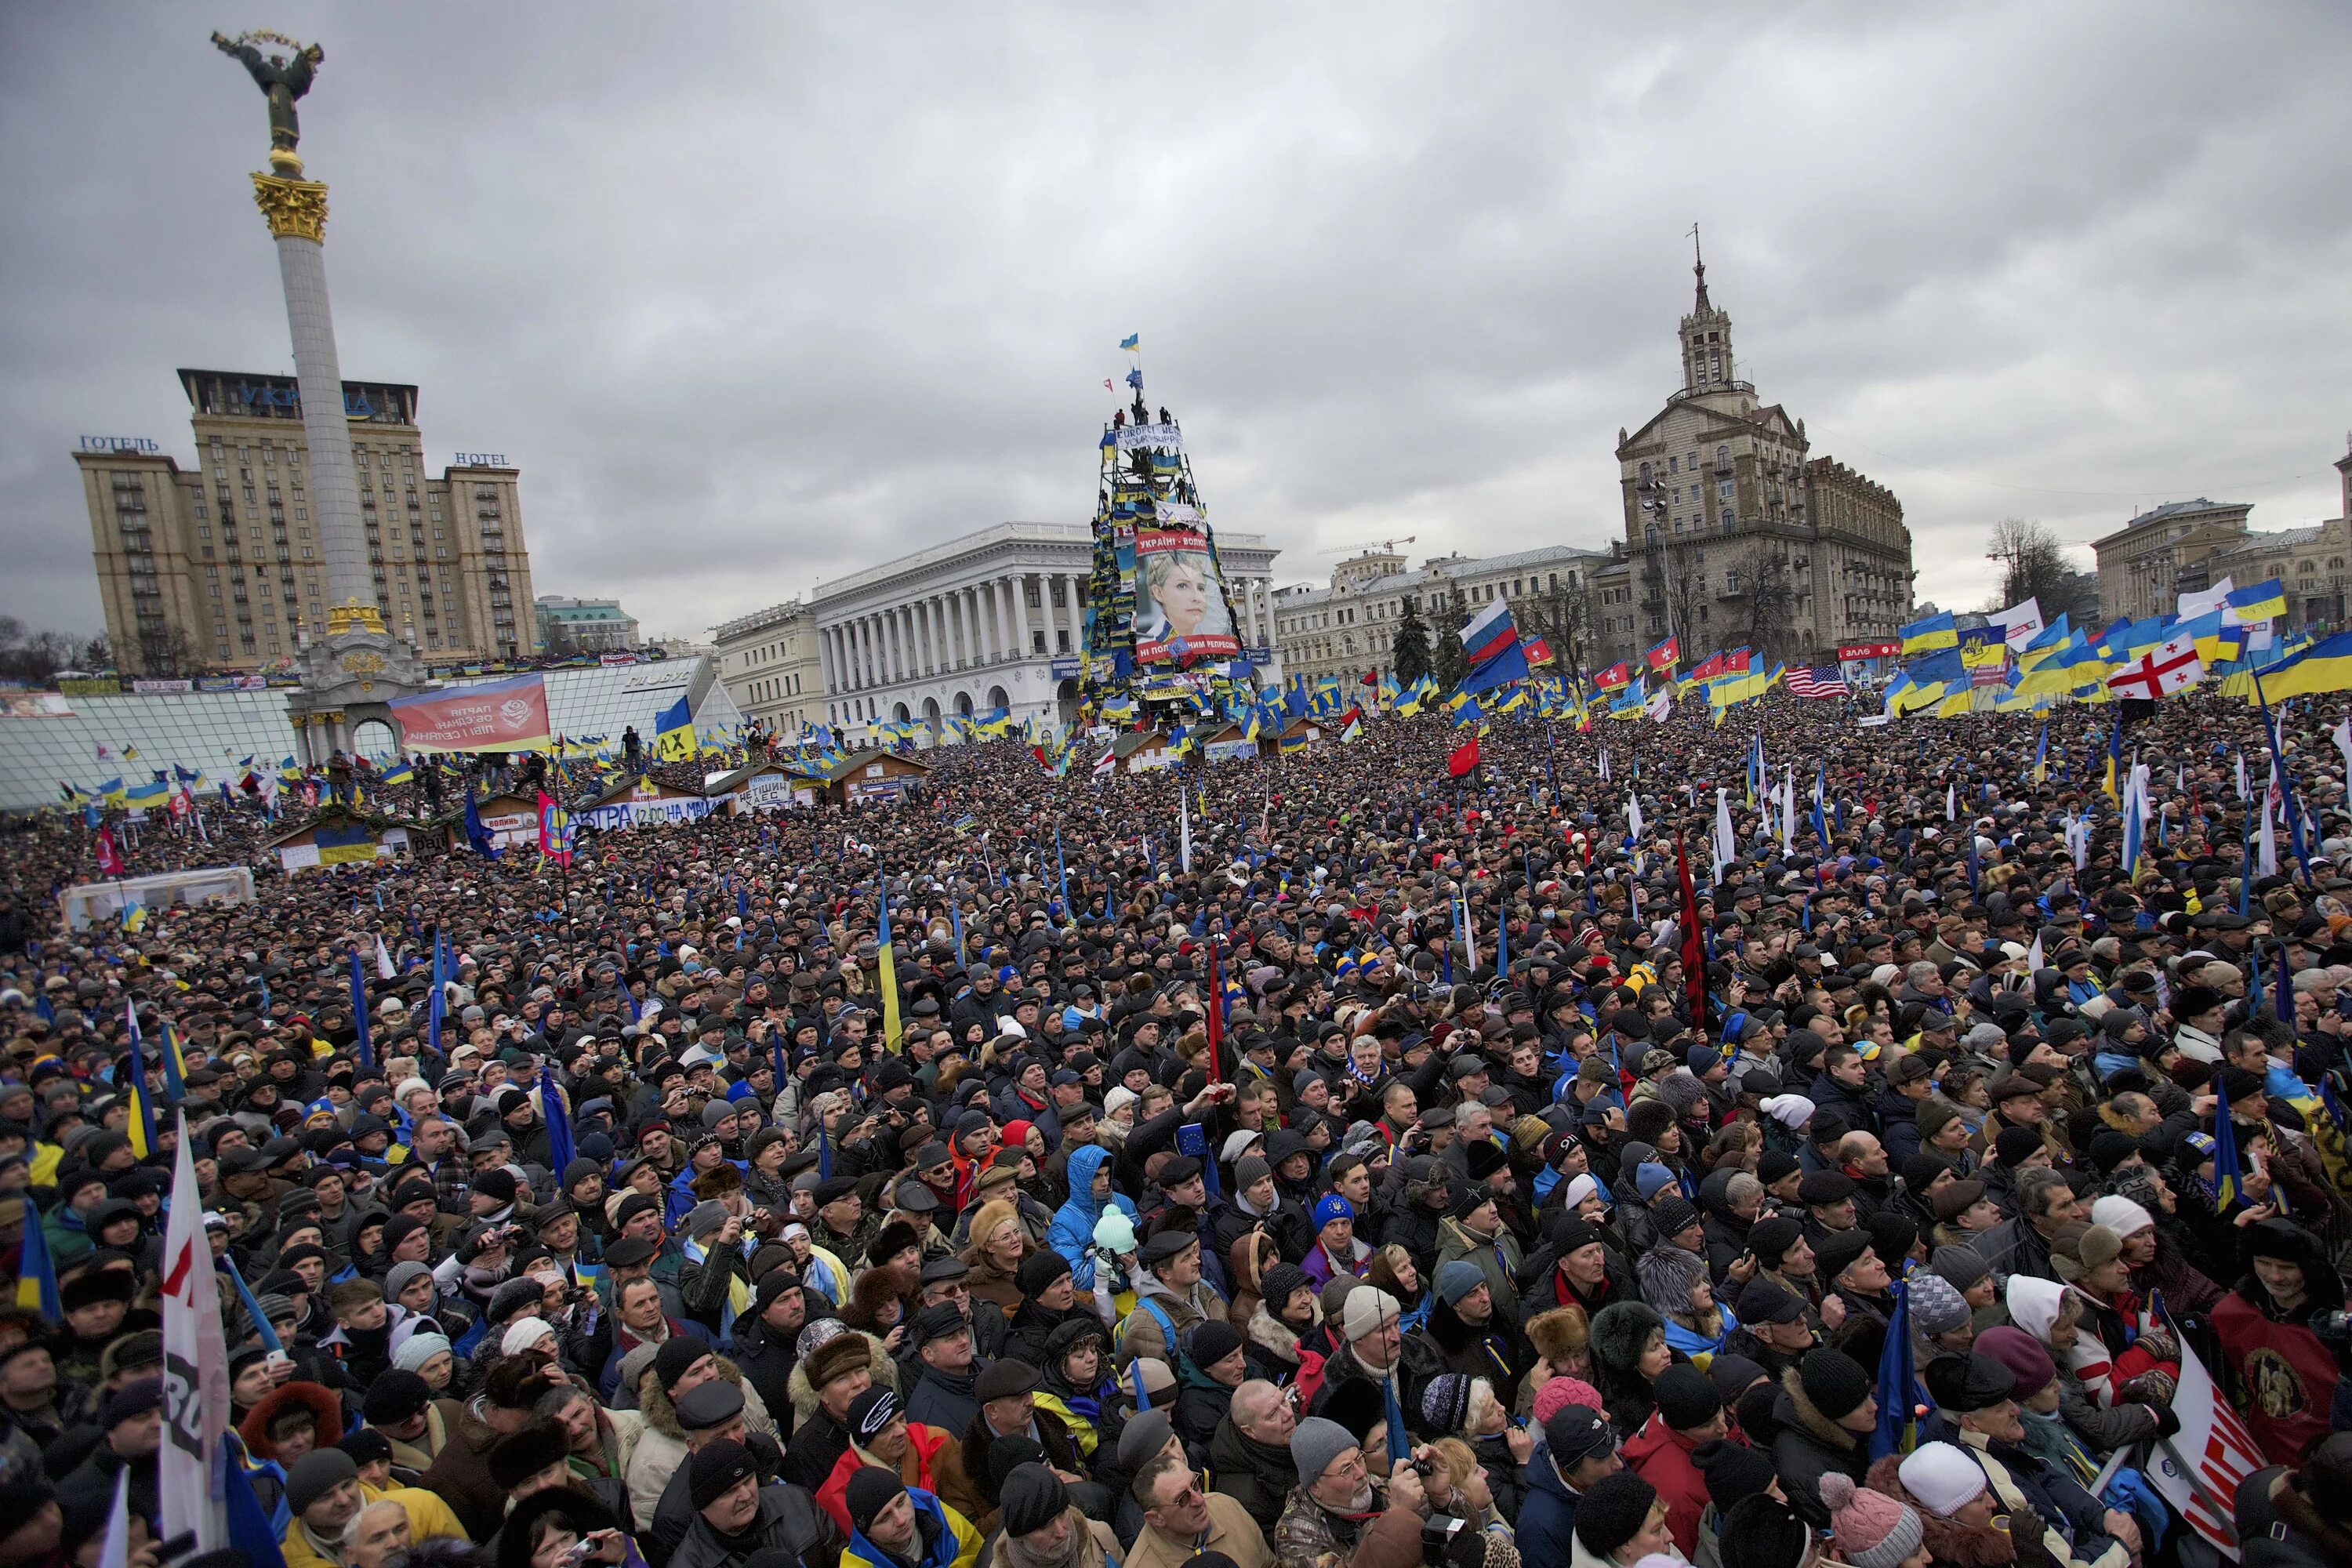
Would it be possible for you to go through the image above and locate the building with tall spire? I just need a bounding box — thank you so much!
[1612,236,1914,666]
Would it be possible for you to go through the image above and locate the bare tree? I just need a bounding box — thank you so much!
[132,622,205,679]
[1726,543,1800,663]
[1429,584,1470,690]
[1638,543,1710,660]
[1519,577,1594,677]
[0,618,107,683]
[1986,517,2092,623]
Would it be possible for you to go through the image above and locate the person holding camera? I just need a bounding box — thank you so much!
[1271,1417,1443,1568]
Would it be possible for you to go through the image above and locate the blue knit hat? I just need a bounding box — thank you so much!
[1312,1192,1355,1229]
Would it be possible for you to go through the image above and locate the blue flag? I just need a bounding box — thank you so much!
[222,1253,286,1353]
[222,1441,291,1568]
[348,949,376,1074]
[13,1204,60,1322]
[2213,1074,2243,1210]
[540,1064,575,1177]
[1871,1279,1919,1459]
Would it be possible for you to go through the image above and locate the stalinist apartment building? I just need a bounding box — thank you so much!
[74,369,538,674]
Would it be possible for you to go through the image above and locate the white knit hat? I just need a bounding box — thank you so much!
[2090,1195,2155,1237]
[1898,1440,1987,1518]
[1761,1094,1817,1131]
[501,1316,555,1356]
[1341,1285,1401,1341]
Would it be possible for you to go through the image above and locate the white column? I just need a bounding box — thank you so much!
[1008,574,1032,659]
[270,223,370,608]
[1065,573,1085,653]
[886,608,905,685]
[967,586,988,662]
[986,580,1008,662]
[859,619,876,688]
[916,600,935,675]
[817,629,835,699]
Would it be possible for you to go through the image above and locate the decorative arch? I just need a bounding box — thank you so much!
[892,702,911,723]
[986,684,1009,710]
[954,691,975,716]
[350,717,397,760]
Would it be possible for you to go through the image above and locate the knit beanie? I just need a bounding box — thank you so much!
[1341,1285,1399,1341]
[1798,1347,1874,1421]
[1655,1365,1721,1432]
[688,1439,755,1511]
[1992,1125,2044,1168]
[1926,1244,1991,1294]
[1635,1163,1678,1200]
[1260,1262,1315,1314]
[1820,1474,1922,1568]
[1897,1440,1988,1517]
[1748,1216,1803,1267]
[1422,1372,1475,1435]
[1184,1319,1244,1372]
[285,1449,358,1515]
[998,1464,1068,1538]
[1905,1272,1970,1338]
[655,1335,709,1394]
[1573,1471,1660,1560]
[1289,1416,1358,1482]
[1974,1326,2056,1399]
[393,1331,453,1373]
[844,1468,907,1533]
[1691,1439,1777,1510]
[1718,1495,1813,1568]
[2090,1195,2155,1238]
[1530,1375,1605,1425]
[1435,1259,1486,1306]
[1017,1250,1073,1297]
[1650,1196,1700,1240]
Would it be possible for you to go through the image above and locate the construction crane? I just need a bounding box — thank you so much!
[1319,536,1415,557]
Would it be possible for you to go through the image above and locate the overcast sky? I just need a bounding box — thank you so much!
[5,3,2349,644]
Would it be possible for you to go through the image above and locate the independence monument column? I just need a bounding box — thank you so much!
[213,30,430,757]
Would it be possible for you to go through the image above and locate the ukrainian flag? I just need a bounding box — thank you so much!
[1493,684,1531,716]
[381,759,415,788]
[125,778,169,809]
[1447,691,1483,728]
[13,1206,58,1323]
[653,695,694,761]
[99,777,126,807]
[2253,630,2352,700]
[2226,579,2288,626]
[877,877,902,1044]
[1120,333,1140,351]
[1899,612,1958,654]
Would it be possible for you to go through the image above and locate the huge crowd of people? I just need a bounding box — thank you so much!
[5,686,2352,1568]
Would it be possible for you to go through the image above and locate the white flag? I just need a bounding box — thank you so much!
[1625,792,1644,840]
[1597,748,1610,781]
[2143,1320,2266,1557]
[98,1469,130,1568]
[376,935,396,981]
[1779,765,1795,856]
[2259,776,2279,877]
[2234,749,2250,801]
[1178,791,1192,873]
[1946,780,1956,821]
[1712,787,1736,880]
[2024,929,2043,974]
[1996,597,2043,649]
[2333,718,2352,791]
[159,1113,229,1549]
[2176,575,2234,620]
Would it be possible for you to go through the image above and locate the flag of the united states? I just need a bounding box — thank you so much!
[1787,666,1849,698]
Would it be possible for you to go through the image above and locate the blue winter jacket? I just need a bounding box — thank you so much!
[1516,1441,1582,1568]
[1048,1144,1139,1290]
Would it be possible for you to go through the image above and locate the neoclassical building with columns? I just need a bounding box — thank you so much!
[815,520,1279,737]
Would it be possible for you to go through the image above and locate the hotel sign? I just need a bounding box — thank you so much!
[80,436,160,454]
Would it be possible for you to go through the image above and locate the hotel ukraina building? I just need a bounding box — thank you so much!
[803,521,1280,736]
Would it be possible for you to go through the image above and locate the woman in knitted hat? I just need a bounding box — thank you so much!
[1867,1445,2029,1568]
[1589,1301,1671,1437]
[1820,1473,1926,1568]
[1636,1223,1735,1367]
[1244,1261,1323,1385]
[2001,1278,2169,1457]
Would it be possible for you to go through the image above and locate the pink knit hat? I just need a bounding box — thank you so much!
[1820,1474,1923,1568]
[1532,1375,1606,1425]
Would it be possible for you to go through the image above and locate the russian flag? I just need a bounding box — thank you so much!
[1459,601,1530,694]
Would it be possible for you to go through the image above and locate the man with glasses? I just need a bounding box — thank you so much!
[1128,1445,1272,1568]
[1269,1417,1442,1568]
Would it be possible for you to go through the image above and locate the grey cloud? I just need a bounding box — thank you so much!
[2,2,2347,644]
